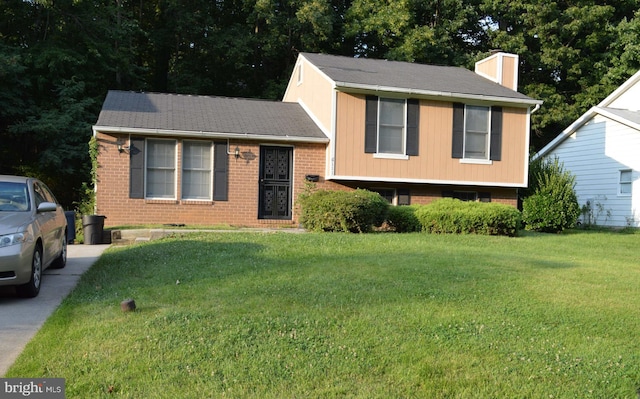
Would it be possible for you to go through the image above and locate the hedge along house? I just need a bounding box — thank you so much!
[92,52,541,228]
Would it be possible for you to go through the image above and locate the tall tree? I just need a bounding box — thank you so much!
[480,0,640,149]
[345,0,487,65]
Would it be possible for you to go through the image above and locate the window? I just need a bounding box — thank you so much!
[464,106,490,159]
[182,141,212,200]
[620,169,632,195]
[296,64,303,85]
[442,191,491,202]
[146,139,176,199]
[130,138,228,201]
[365,96,419,157]
[452,103,502,161]
[378,98,406,154]
[373,188,395,204]
[371,188,411,206]
[397,189,410,205]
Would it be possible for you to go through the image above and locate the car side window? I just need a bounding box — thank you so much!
[40,183,58,204]
[33,183,49,206]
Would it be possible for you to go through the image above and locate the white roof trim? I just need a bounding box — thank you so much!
[597,69,640,107]
[534,106,640,159]
[332,82,541,107]
[327,174,526,188]
[92,126,330,143]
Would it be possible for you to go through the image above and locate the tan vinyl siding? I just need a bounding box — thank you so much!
[501,56,517,90]
[282,58,334,133]
[334,93,527,185]
[475,57,498,81]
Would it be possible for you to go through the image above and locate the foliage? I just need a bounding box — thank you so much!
[298,189,389,233]
[8,231,640,397]
[522,158,580,233]
[385,205,421,233]
[2,0,640,209]
[414,198,522,236]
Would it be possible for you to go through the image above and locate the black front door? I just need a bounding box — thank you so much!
[258,146,292,219]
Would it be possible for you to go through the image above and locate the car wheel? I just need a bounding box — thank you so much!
[51,233,67,269]
[17,246,43,298]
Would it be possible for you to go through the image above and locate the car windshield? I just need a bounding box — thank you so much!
[0,182,30,212]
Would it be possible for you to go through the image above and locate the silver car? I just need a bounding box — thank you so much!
[0,175,68,297]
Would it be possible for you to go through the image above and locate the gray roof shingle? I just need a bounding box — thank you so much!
[300,52,538,103]
[94,91,328,141]
[602,107,640,126]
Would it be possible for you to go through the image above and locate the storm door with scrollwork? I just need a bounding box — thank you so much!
[258,146,292,219]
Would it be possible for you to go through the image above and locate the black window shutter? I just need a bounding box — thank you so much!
[490,106,503,161]
[365,96,378,153]
[129,137,145,199]
[213,142,228,201]
[452,103,464,158]
[406,99,419,156]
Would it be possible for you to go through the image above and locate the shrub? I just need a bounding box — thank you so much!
[414,198,522,236]
[299,189,389,233]
[385,205,421,233]
[522,157,580,233]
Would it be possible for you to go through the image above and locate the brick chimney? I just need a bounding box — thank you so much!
[474,51,519,91]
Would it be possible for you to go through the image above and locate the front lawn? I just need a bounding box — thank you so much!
[7,230,640,398]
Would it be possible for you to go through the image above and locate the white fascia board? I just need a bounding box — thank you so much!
[326,174,526,188]
[533,107,597,160]
[296,99,332,137]
[92,126,330,143]
[333,82,542,107]
[596,107,640,131]
[597,69,640,107]
[534,105,640,160]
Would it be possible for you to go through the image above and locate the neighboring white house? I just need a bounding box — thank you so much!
[536,70,640,227]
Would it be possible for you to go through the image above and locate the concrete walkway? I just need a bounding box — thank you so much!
[0,244,109,376]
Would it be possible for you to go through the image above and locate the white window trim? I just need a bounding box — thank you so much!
[460,158,493,165]
[376,97,407,156]
[374,153,410,160]
[619,169,633,197]
[462,105,491,161]
[145,138,177,200]
[181,140,214,201]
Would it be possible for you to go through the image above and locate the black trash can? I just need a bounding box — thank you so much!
[64,211,76,244]
[82,215,106,245]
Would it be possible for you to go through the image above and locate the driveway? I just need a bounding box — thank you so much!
[0,244,109,376]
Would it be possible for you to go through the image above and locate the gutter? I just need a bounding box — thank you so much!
[91,126,330,144]
[333,82,543,107]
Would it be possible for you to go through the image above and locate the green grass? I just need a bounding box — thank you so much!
[7,230,640,398]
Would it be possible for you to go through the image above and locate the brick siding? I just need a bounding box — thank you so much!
[96,132,518,228]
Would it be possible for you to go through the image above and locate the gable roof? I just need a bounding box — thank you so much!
[93,91,329,142]
[536,70,640,158]
[298,52,541,106]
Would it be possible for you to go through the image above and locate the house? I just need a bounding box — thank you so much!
[536,71,640,227]
[92,52,542,228]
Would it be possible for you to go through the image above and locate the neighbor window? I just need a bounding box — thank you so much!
[365,96,419,157]
[182,141,212,200]
[620,169,632,195]
[146,139,176,198]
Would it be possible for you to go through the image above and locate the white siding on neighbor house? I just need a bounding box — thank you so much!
[547,114,640,227]
[608,82,640,111]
